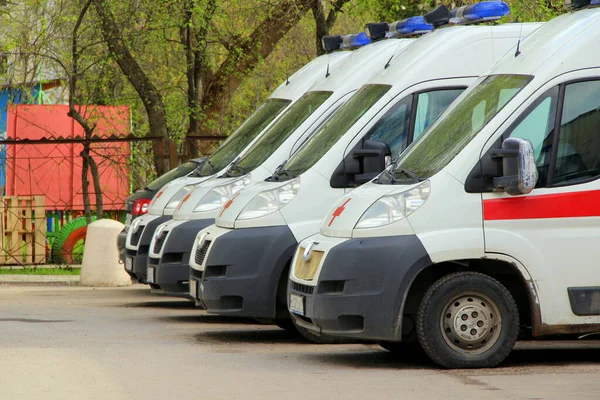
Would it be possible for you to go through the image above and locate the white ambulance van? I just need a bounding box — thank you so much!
[190,5,541,339]
[123,50,350,282]
[289,3,600,368]
[145,34,417,296]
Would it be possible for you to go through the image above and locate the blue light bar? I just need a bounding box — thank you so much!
[340,32,371,49]
[388,16,433,37]
[450,1,510,24]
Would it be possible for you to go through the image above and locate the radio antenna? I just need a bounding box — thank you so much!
[514,20,523,57]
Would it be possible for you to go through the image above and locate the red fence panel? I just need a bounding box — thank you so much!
[5,105,130,210]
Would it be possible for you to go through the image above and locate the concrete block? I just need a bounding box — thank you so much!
[80,219,132,287]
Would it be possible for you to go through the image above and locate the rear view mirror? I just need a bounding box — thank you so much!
[492,137,538,195]
[330,139,391,188]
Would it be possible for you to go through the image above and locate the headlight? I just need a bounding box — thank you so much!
[355,181,430,229]
[165,185,196,209]
[238,178,300,220]
[194,175,252,213]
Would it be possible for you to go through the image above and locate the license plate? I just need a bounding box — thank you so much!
[147,267,154,283]
[125,257,133,271]
[125,214,132,226]
[289,293,305,316]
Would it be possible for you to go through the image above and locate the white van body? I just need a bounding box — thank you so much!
[122,51,349,282]
[290,7,600,368]
[144,38,415,295]
[189,23,542,322]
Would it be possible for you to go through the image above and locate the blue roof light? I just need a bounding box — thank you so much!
[450,1,510,24]
[388,16,433,37]
[340,32,371,49]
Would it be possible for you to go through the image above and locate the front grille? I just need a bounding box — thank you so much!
[153,231,168,254]
[194,240,212,266]
[293,282,314,295]
[130,225,145,246]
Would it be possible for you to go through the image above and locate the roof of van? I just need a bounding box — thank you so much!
[269,50,350,100]
[303,38,415,92]
[368,23,543,87]
[491,8,600,77]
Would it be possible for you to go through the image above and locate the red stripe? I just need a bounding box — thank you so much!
[484,190,600,221]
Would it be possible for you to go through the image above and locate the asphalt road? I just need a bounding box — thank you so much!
[1,284,599,400]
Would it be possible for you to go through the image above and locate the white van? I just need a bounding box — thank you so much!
[189,10,541,337]
[289,5,600,368]
[123,50,350,282]
[145,34,416,296]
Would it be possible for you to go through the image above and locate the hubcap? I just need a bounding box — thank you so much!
[440,292,502,355]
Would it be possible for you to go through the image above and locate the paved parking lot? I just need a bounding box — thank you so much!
[1,284,599,400]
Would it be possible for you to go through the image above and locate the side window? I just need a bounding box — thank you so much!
[553,80,600,185]
[414,89,464,141]
[507,87,558,187]
[366,95,412,156]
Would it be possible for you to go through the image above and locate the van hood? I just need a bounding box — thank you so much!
[214,180,285,228]
[148,175,212,215]
[320,181,413,238]
[173,176,240,220]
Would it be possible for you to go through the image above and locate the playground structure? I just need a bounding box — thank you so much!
[1,104,131,265]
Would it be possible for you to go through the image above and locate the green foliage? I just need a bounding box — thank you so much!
[0,0,573,186]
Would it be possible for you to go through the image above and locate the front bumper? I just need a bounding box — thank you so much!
[117,228,127,263]
[148,219,215,297]
[288,235,431,342]
[197,225,298,319]
[123,215,172,282]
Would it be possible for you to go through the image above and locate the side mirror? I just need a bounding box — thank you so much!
[330,139,391,188]
[492,137,538,196]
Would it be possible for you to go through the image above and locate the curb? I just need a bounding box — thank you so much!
[0,275,80,284]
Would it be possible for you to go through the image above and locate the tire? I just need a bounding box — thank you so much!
[416,272,519,369]
[51,216,96,264]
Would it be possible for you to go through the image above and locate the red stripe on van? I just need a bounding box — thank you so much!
[483,190,600,220]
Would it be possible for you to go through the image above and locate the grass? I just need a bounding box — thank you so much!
[0,267,81,275]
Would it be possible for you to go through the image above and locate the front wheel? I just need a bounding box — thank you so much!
[417,272,519,369]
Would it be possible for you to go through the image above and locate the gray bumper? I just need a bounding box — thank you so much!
[148,219,214,297]
[288,235,431,342]
[200,226,297,319]
[125,215,172,283]
[117,228,127,264]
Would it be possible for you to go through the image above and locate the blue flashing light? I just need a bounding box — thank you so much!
[340,32,371,49]
[450,1,510,24]
[388,16,433,37]
[592,0,600,5]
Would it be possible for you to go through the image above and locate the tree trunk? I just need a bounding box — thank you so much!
[193,0,317,155]
[312,0,351,56]
[93,0,170,174]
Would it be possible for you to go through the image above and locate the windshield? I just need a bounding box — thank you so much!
[146,161,201,191]
[196,98,291,176]
[394,74,533,181]
[226,91,332,177]
[283,85,392,178]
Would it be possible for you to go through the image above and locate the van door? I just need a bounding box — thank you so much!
[483,72,600,327]
[335,83,468,192]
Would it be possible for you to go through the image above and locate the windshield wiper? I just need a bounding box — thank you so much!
[224,157,248,177]
[269,159,296,181]
[205,159,217,174]
[396,167,422,183]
